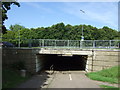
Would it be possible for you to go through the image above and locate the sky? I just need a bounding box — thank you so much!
[4,1,118,30]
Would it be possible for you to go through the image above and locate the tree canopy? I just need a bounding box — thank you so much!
[2,1,20,34]
[3,22,119,41]
[2,23,119,47]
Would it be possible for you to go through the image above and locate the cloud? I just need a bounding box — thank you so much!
[62,2,118,29]
[25,2,54,13]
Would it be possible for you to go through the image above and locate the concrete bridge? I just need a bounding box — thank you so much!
[2,47,119,74]
[2,35,120,74]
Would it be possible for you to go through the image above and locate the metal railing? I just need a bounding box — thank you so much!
[50,64,54,75]
[2,38,120,49]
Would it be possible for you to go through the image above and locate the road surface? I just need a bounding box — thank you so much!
[41,71,100,88]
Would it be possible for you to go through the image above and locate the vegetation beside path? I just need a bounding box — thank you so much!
[86,65,120,83]
[86,65,120,89]
[99,85,119,89]
[2,68,31,88]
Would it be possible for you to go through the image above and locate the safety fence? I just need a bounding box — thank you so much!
[1,38,120,49]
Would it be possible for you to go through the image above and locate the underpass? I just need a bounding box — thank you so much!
[3,48,119,73]
[37,54,87,71]
[3,39,120,73]
[2,39,119,88]
[2,47,119,89]
[36,48,93,73]
[36,52,96,88]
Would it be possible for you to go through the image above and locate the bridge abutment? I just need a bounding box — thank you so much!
[2,48,119,74]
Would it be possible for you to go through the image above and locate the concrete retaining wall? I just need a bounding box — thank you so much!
[2,48,38,74]
[86,50,119,72]
[36,54,48,72]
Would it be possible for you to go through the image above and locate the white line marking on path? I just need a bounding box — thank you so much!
[69,74,72,81]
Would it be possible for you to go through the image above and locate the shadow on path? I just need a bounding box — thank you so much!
[2,71,51,90]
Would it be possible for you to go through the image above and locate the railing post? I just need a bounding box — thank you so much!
[18,38,20,48]
[55,40,56,47]
[68,40,69,48]
[93,40,95,49]
[80,40,82,49]
[118,42,120,48]
[80,40,81,49]
[109,40,111,48]
[42,39,44,47]
[28,39,32,48]
[39,39,41,47]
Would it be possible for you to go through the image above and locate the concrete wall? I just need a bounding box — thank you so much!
[36,54,48,72]
[86,50,119,72]
[2,48,120,74]
[2,48,38,74]
[92,50,119,72]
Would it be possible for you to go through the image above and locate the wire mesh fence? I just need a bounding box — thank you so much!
[1,38,120,49]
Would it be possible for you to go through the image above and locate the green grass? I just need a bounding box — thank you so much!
[100,85,120,90]
[2,68,31,88]
[86,65,120,84]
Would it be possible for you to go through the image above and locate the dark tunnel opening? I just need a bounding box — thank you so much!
[38,54,88,71]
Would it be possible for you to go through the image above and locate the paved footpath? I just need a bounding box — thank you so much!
[17,71,51,88]
[17,71,102,89]
[42,71,101,88]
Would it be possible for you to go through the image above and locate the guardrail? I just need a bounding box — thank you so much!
[2,38,120,49]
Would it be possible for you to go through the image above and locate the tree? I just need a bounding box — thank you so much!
[3,22,119,45]
[9,24,25,31]
[2,1,20,34]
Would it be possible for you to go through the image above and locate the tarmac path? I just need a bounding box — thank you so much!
[41,71,101,89]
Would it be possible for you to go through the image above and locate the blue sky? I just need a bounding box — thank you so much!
[4,2,118,30]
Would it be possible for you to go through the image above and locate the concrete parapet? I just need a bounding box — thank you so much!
[39,49,93,56]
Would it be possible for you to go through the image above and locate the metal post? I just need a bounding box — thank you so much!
[68,40,69,48]
[109,40,111,48]
[81,25,84,41]
[28,39,32,48]
[79,40,81,48]
[82,25,84,38]
[42,39,44,47]
[118,42,120,48]
[80,40,82,49]
[39,39,41,47]
[18,30,20,48]
[93,40,95,49]
[80,9,85,41]
[55,40,56,47]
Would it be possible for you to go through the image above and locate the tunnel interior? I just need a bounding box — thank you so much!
[37,54,88,71]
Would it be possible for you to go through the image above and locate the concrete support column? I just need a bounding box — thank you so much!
[85,55,93,72]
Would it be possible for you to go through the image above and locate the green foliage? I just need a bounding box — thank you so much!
[100,85,119,89]
[9,24,25,31]
[2,68,30,88]
[86,66,120,84]
[3,22,119,46]
[11,61,26,70]
[2,1,20,34]
[96,66,120,78]
[86,73,118,83]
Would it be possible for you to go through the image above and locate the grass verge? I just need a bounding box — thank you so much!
[86,65,120,84]
[100,85,119,90]
[2,68,31,88]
